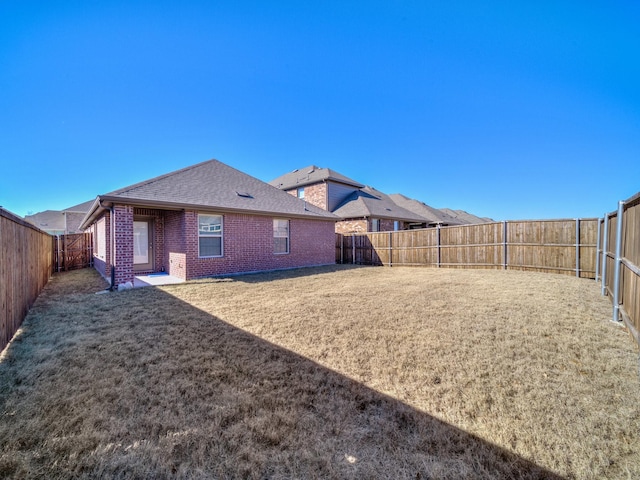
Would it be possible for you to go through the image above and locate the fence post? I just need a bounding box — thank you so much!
[388,231,393,267]
[503,221,508,270]
[340,234,344,264]
[601,213,609,296]
[436,225,441,268]
[612,201,625,322]
[575,218,580,278]
[595,218,601,282]
[352,234,356,265]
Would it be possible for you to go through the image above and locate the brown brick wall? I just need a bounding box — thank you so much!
[113,205,134,284]
[185,211,335,279]
[302,183,327,210]
[64,212,86,233]
[284,183,327,210]
[335,219,368,234]
[92,207,336,283]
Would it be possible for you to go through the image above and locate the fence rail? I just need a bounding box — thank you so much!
[337,218,598,279]
[0,208,54,352]
[598,192,640,346]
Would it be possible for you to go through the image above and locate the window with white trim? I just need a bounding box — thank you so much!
[297,187,305,199]
[198,214,223,257]
[96,218,106,259]
[273,219,289,254]
[371,218,380,232]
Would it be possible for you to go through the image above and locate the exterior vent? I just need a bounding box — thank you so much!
[235,191,253,198]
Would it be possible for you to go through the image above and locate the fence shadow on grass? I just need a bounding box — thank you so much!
[0,270,564,479]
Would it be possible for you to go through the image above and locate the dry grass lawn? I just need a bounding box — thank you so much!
[0,265,639,479]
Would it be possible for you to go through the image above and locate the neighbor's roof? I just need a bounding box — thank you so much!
[269,165,364,190]
[24,210,65,232]
[80,159,337,229]
[388,194,464,226]
[439,208,494,224]
[64,200,94,213]
[332,187,427,223]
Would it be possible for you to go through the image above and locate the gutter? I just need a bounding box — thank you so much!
[90,196,339,221]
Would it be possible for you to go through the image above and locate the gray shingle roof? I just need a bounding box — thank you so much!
[24,210,66,232]
[269,165,364,190]
[64,200,94,213]
[81,160,337,229]
[439,208,493,224]
[332,187,427,223]
[388,194,465,226]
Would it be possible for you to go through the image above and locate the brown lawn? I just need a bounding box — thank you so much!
[0,265,638,479]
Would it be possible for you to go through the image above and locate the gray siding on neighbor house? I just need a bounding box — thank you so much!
[328,182,359,211]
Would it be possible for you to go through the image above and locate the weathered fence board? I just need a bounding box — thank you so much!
[600,192,640,346]
[0,208,54,352]
[337,218,598,278]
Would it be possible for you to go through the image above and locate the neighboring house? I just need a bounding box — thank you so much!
[331,186,427,233]
[269,166,427,233]
[438,208,493,224]
[270,166,365,211]
[78,159,338,286]
[24,200,94,235]
[387,194,465,227]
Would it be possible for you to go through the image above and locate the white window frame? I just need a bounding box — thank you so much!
[297,187,305,199]
[371,218,380,232]
[273,219,290,254]
[198,214,223,258]
[96,217,106,259]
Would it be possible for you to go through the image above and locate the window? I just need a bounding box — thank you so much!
[199,214,223,257]
[96,218,106,259]
[297,187,305,199]
[273,219,289,254]
[371,218,380,232]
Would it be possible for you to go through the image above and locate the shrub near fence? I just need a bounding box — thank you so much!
[336,218,598,278]
[598,192,640,346]
[0,208,54,352]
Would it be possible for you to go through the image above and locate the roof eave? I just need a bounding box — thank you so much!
[81,196,338,223]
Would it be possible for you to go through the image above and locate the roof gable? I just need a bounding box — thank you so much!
[332,187,427,223]
[83,160,336,228]
[270,165,363,190]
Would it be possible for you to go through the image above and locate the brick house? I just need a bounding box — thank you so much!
[79,159,337,286]
[269,166,427,233]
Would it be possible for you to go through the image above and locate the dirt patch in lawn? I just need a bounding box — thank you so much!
[0,266,638,479]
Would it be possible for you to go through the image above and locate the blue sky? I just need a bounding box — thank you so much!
[1,1,638,221]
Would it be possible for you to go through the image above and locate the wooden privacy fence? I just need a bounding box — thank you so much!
[54,232,93,272]
[0,208,54,352]
[598,192,640,346]
[336,218,598,278]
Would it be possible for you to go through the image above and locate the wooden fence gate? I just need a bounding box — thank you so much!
[54,233,93,272]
